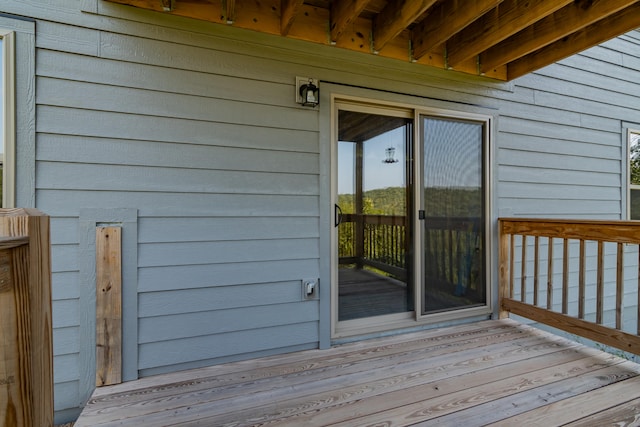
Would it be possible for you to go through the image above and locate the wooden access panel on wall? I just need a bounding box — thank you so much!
[95,226,122,387]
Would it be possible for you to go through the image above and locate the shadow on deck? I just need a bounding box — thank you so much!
[76,319,640,426]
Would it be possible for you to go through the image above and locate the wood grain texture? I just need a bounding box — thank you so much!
[503,298,640,355]
[499,217,640,356]
[95,226,122,387]
[0,209,53,427]
[74,319,640,426]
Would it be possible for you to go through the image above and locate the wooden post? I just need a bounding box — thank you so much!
[547,237,553,310]
[0,208,53,427]
[596,241,604,324]
[520,235,527,302]
[498,219,510,319]
[95,227,122,387]
[562,238,569,315]
[355,142,364,269]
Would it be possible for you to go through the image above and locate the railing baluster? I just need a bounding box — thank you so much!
[547,237,553,310]
[499,218,640,357]
[441,229,446,282]
[510,234,515,299]
[616,242,624,330]
[521,235,527,302]
[498,221,511,319]
[562,238,569,315]
[579,239,585,319]
[534,236,539,306]
[597,241,604,325]
[449,228,454,284]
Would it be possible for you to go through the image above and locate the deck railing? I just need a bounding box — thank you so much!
[499,218,640,355]
[339,213,408,278]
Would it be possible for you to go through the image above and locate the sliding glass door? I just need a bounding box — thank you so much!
[332,99,489,334]
[336,107,414,321]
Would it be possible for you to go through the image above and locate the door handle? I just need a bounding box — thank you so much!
[335,204,343,227]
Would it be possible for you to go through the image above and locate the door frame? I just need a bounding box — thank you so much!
[320,86,496,342]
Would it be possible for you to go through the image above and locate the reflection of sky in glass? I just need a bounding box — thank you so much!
[423,118,482,189]
[338,126,406,194]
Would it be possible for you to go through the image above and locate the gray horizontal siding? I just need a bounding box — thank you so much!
[36,106,318,151]
[138,281,308,317]
[139,302,319,343]
[36,190,320,217]
[53,326,80,356]
[37,161,319,194]
[138,217,319,243]
[138,259,319,292]
[138,322,319,370]
[138,238,319,267]
[37,134,319,173]
[54,381,80,412]
[500,165,620,187]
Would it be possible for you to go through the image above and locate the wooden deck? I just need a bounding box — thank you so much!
[75,319,640,426]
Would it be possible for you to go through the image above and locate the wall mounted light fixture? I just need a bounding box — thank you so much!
[296,77,319,107]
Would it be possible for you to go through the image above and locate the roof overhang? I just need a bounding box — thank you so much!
[103,0,640,81]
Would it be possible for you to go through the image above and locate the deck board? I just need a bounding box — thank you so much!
[75,319,640,426]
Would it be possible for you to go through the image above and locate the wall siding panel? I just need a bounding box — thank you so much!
[37,134,320,174]
[36,190,320,217]
[138,302,319,343]
[138,282,306,317]
[138,217,319,243]
[37,106,319,151]
[138,322,319,370]
[137,259,320,292]
[1,0,638,422]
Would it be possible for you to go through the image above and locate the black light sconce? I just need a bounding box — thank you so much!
[296,77,319,107]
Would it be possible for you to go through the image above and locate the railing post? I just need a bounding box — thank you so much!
[0,208,53,427]
[498,219,510,319]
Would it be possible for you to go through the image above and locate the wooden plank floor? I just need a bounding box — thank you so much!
[75,319,640,426]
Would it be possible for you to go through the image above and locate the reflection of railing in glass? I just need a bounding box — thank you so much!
[338,215,483,300]
[338,214,406,279]
[424,217,483,301]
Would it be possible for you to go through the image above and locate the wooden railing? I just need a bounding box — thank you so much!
[499,218,640,355]
[338,214,483,291]
[339,213,408,278]
[0,209,53,426]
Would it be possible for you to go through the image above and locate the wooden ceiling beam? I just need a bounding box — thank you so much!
[447,0,573,67]
[281,0,304,36]
[373,0,438,53]
[223,0,236,24]
[481,0,640,72]
[412,0,502,61]
[330,0,370,43]
[508,3,640,80]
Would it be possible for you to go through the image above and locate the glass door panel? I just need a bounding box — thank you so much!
[337,109,413,321]
[421,117,486,314]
